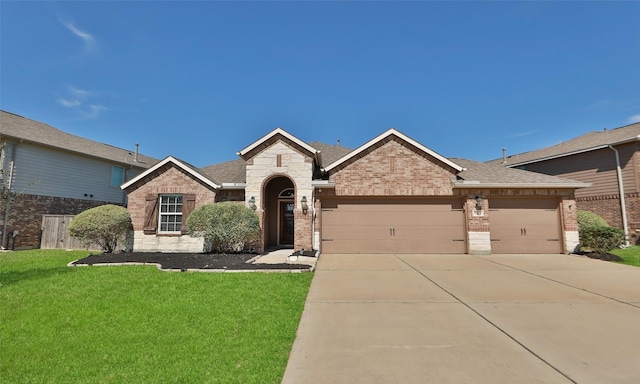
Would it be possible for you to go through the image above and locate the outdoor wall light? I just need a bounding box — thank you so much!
[475,196,483,211]
[301,196,308,213]
[249,196,257,211]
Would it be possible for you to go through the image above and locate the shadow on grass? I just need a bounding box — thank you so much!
[0,266,74,288]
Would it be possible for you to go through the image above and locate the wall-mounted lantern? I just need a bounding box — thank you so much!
[301,196,308,213]
[249,196,257,211]
[475,195,483,211]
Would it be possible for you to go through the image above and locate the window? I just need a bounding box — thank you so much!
[111,166,125,187]
[158,195,183,233]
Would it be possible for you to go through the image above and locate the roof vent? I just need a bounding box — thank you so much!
[337,139,341,147]
[502,148,507,164]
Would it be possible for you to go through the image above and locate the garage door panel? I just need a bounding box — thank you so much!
[321,198,465,254]
[490,198,562,254]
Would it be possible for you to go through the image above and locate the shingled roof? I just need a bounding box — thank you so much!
[0,110,158,168]
[200,158,246,185]
[491,122,640,167]
[452,158,589,188]
[308,141,354,166]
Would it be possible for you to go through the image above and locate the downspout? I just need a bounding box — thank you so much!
[1,143,18,250]
[608,145,630,246]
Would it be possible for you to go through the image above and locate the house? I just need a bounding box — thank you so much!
[0,110,158,249]
[493,122,640,245]
[122,128,588,255]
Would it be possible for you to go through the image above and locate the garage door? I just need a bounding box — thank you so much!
[489,198,562,254]
[321,198,466,254]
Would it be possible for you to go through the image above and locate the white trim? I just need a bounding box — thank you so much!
[121,156,219,190]
[323,128,465,172]
[219,182,247,189]
[237,127,319,158]
[311,180,336,188]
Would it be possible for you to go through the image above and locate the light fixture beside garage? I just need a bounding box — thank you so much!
[473,195,484,217]
[301,196,309,213]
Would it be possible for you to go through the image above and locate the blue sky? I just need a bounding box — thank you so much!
[2,1,639,167]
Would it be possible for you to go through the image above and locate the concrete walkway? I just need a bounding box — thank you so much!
[282,254,640,384]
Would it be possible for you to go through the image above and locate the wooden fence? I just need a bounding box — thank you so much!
[40,215,98,250]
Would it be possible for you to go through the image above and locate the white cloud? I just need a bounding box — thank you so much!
[627,114,640,124]
[69,86,92,98]
[57,85,108,119]
[83,104,108,119]
[58,98,81,108]
[63,21,97,54]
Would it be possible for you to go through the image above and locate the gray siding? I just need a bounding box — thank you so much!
[524,143,638,198]
[10,141,140,203]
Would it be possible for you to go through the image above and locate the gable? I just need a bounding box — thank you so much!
[329,138,457,196]
[237,128,318,161]
[122,157,218,193]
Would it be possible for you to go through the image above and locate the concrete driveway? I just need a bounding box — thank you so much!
[282,254,640,384]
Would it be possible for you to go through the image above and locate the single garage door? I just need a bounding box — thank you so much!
[489,198,562,254]
[321,198,466,254]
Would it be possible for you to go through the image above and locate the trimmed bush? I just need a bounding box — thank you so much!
[67,205,132,253]
[186,202,260,253]
[577,210,608,230]
[579,226,625,254]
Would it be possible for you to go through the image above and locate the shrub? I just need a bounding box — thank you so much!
[579,226,625,254]
[577,210,608,230]
[67,205,132,253]
[186,202,260,253]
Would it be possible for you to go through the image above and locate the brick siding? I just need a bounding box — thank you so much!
[577,193,640,244]
[330,138,456,196]
[0,193,106,249]
[126,164,216,231]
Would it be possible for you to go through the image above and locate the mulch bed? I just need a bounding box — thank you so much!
[577,252,623,262]
[72,252,313,271]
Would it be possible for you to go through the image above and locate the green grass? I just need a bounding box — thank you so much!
[0,250,313,383]
[610,245,640,267]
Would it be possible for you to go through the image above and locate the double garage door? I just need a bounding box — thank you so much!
[320,197,563,254]
[321,198,466,254]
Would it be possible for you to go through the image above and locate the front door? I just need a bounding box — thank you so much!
[279,201,294,246]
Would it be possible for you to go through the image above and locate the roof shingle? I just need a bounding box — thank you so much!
[490,122,640,166]
[0,110,158,168]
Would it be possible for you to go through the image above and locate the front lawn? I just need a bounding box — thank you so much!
[0,250,313,383]
[610,245,640,267]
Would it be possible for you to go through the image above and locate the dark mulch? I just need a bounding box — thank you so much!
[72,252,313,270]
[576,251,623,262]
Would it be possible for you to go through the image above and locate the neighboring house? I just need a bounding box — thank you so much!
[122,128,588,255]
[0,110,158,249]
[493,122,640,245]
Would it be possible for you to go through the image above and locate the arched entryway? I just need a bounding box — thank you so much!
[263,176,295,249]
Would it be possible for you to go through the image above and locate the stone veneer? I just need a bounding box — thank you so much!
[243,140,314,251]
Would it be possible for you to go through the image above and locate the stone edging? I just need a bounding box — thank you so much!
[67,260,314,273]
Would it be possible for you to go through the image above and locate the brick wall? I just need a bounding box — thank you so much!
[330,138,456,196]
[577,193,640,244]
[125,163,217,252]
[0,193,106,249]
[126,164,216,231]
